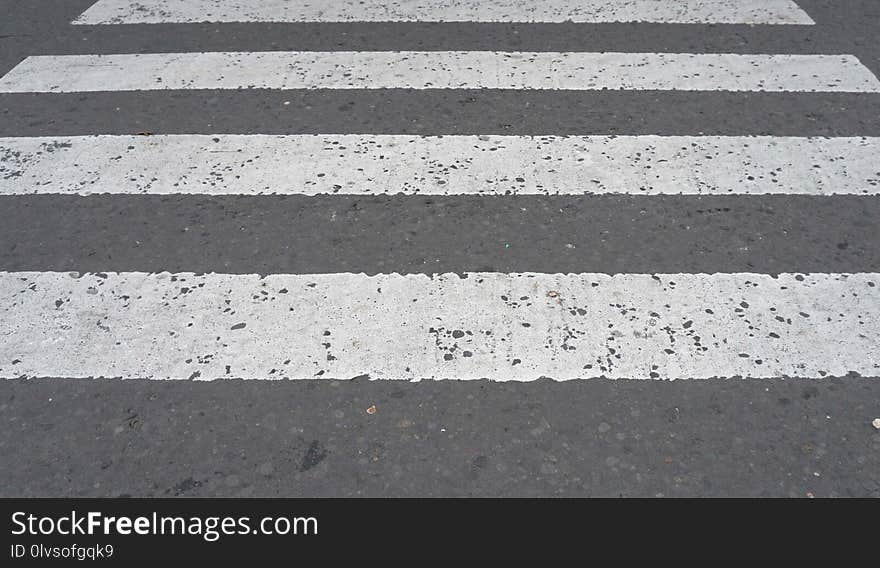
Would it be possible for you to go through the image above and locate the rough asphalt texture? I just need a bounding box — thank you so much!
[1,0,879,496]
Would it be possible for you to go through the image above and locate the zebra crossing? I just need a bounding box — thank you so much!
[4,52,878,92]
[3,135,879,196]
[1,271,875,381]
[71,0,817,25]
[0,0,878,384]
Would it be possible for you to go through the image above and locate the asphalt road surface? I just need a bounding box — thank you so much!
[1,0,879,497]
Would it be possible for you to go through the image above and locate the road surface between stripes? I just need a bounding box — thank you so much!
[72,0,816,25]
[1,272,876,381]
[4,91,879,137]
[1,52,877,93]
[2,134,879,196]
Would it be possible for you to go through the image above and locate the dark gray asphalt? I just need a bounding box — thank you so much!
[2,195,879,275]
[0,0,879,497]
[2,377,879,497]
[5,90,880,137]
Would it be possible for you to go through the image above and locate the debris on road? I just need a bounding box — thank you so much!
[872,418,880,429]
[366,405,377,415]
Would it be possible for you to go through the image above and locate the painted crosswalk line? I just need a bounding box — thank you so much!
[2,52,877,93]
[1,271,876,381]
[2,134,879,196]
[72,0,816,25]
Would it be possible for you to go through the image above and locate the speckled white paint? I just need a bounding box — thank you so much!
[3,135,880,196]
[2,52,877,93]
[1,272,876,380]
[72,0,816,24]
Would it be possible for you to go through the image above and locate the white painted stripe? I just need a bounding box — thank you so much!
[1,52,876,93]
[1,272,876,381]
[72,0,816,25]
[3,135,879,196]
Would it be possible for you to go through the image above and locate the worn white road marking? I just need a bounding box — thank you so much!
[1,272,876,380]
[3,135,879,196]
[72,0,816,24]
[1,52,876,93]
